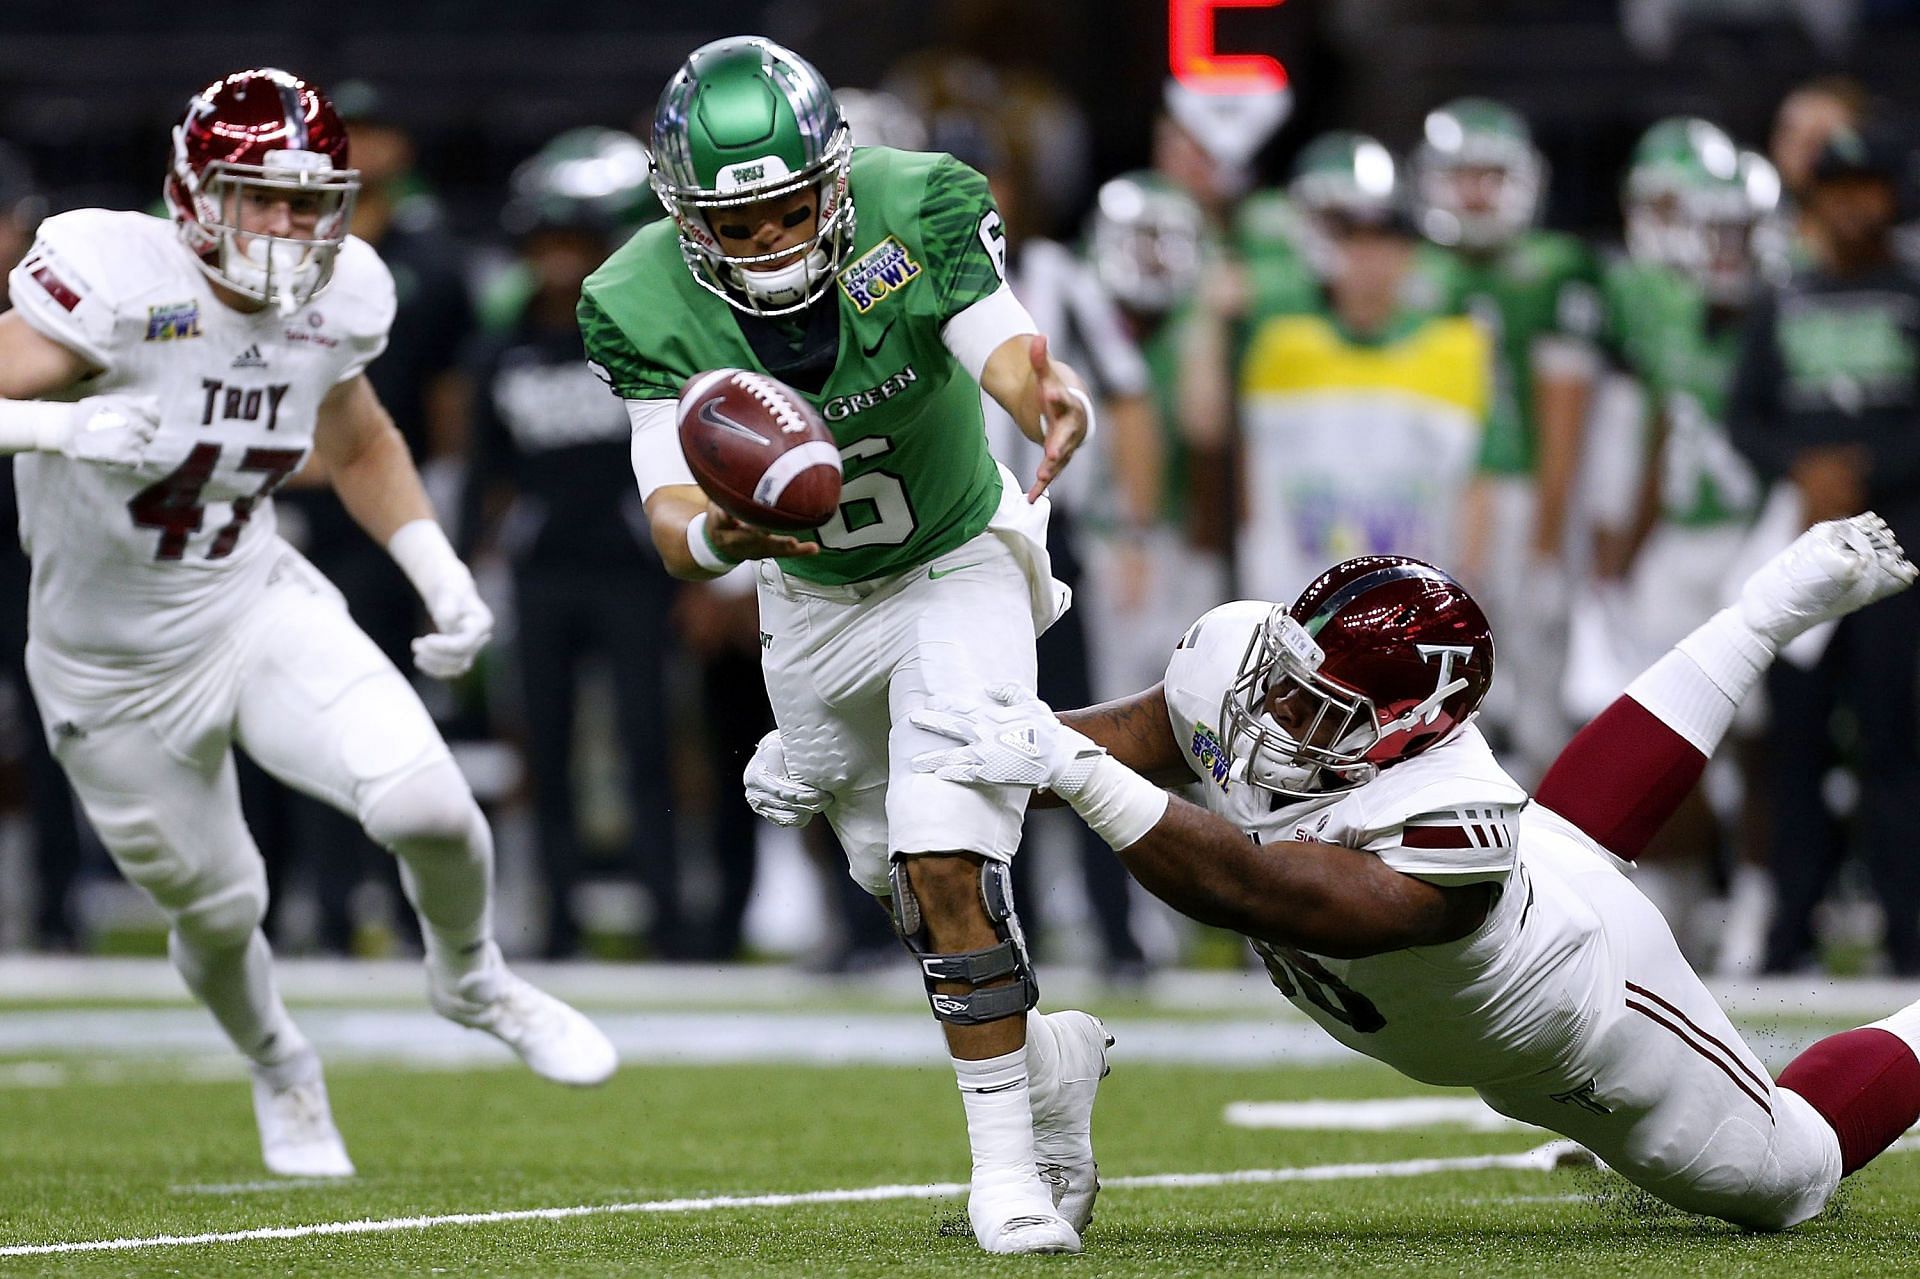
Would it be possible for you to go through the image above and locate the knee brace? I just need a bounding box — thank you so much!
[889,859,1038,1025]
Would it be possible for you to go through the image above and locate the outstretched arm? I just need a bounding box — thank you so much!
[1115,792,1491,958]
[911,687,1490,957]
[980,333,1093,501]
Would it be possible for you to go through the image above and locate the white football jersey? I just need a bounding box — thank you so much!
[9,210,393,663]
[1162,601,1606,1087]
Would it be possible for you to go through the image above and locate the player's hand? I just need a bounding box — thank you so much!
[909,683,1104,791]
[52,395,162,468]
[412,571,494,680]
[705,502,822,562]
[743,730,832,827]
[1023,335,1092,503]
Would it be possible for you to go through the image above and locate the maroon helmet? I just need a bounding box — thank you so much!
[1221,555,1495,798]
[165,68,358,313]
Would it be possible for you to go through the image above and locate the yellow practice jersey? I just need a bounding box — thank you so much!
[1236,310,1489,601]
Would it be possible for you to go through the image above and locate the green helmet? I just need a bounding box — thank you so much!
[1086,171,1204,315]
[502,127,656,241]
[1413,97,1544,250]
[1624,117,1773,302]
[649,36,853,316]
[1290,132,1404,279]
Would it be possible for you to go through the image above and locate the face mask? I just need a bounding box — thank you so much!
[736,247,828,310]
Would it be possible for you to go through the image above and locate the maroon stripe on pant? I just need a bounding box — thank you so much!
[1626,998,1774,1119]
[1625,981,1770,1095]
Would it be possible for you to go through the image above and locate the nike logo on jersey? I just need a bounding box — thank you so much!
[860,319,896,359]
[928,561,981,580]
[697,396,770,446]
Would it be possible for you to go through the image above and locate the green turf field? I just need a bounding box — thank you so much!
[1,1034,1918,1278]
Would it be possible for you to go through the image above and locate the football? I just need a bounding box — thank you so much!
[677,368,843,532]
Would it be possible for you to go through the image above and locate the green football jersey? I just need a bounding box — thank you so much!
[579,147,1008,585]
[1418,230,1603,476]
[1601,257,1757,526]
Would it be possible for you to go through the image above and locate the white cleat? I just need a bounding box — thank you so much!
[430,945,617,1086]
[1031,1010,1112,1234]
[1740,511,1917,647]
[251,1050,354,1178]
[970,1189,1083,1255]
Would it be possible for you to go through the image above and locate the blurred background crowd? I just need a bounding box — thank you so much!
[2,0,1920,979]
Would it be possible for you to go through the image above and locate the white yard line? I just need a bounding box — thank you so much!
[1,1143,1576,1257]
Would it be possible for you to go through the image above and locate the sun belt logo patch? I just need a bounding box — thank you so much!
[838,236,922,313]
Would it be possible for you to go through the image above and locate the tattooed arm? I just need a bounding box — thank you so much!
[1059,684,1193,787]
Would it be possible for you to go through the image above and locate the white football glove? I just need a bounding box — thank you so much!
[908,683,1104,793]
[743,731,832,827]
[412,572,494,680]
[51,395,162,468]
[388,520,494,680]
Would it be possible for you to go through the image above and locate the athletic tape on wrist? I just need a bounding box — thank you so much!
[686,511,740,575]
[1058,754,1169,851]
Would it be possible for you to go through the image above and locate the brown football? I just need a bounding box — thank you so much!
[677,368,843,532]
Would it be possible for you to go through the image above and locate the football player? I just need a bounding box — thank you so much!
[1222,132,1491,603]
[581,38,1103,1254]
[0,69,615,1178]
[852,513,1918,1232]
[1413,98,1603,782]
[1588,119,1780,962]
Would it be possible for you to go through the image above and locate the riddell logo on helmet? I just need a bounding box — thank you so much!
[730,164,766,185]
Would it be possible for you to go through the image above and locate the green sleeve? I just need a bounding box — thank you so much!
[578,289,679,400]
[919,155,1008,320]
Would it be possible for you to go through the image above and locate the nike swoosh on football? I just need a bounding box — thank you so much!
[929,561,982,580]
[860,319,897,358]
[698,397,770,446]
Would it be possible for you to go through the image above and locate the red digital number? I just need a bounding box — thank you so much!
[1168,0,1289,93]
[128,444,305,562]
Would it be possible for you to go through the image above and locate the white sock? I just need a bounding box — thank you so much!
[1629,608,1773,755]
[1024,1011,1062,1119]
[953,1048,1045,1191]
[169,927,310,1075]
[1869,1000,1920,1060]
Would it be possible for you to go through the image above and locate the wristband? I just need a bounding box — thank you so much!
[387,518,468,601]
[686,510,740,575]
[1064,386,1097,444]
[1054,753,1169,851]
[0,399,75,455]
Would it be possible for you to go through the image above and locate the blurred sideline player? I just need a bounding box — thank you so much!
[1414,98,1603,782]
[885,514,1920,1233]
[1581,119,1779,966]
[960,114,1156,974]
[0,145,88,950]
[463,128,691,959]
[581,38,1104,1254]
[1191,132,1490,603]
[1084,171,1228,698]
[0,69,613,1178]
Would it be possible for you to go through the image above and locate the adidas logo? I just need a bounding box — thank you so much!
[231,344,268,369]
